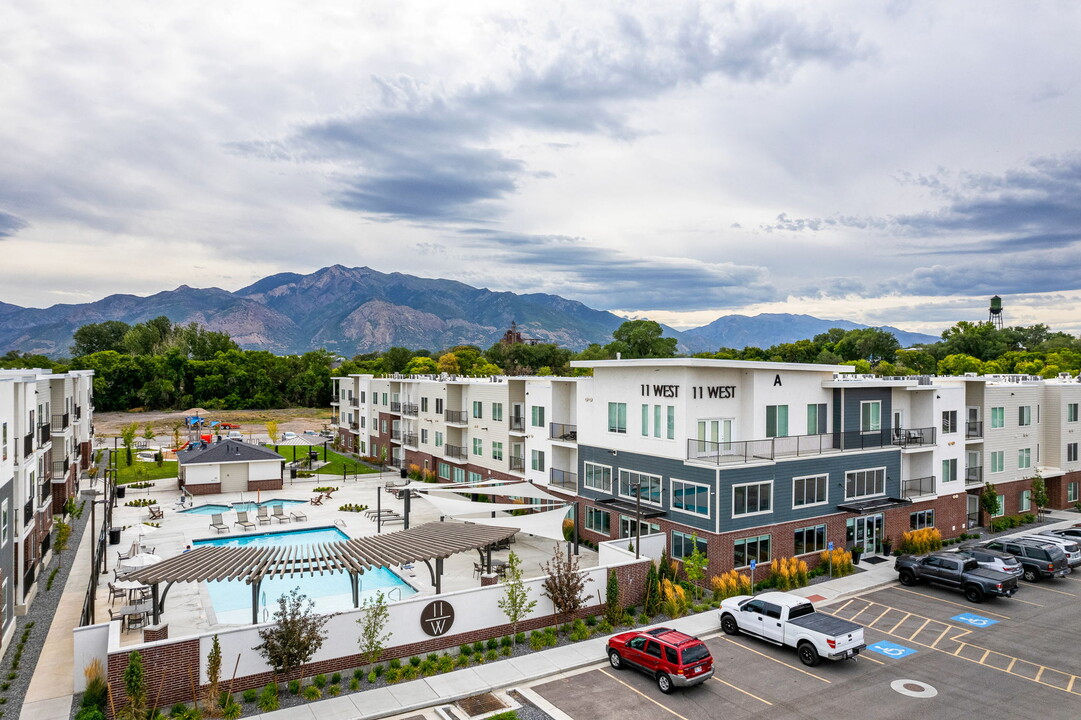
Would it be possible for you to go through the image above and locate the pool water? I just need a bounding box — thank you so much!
[194,527,416,623]
[182,499,309,515]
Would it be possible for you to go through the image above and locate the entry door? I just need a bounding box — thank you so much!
[967,407,980,435]
[696,419,733,456]
[851,514,883,554]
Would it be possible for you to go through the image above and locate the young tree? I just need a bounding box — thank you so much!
[356,591,392,670]
[171,422,183,451]
[1029,472,1050,520]
[498,552,537,642]
[142,422,155,442]
[682,535,708,601]
[643,561,661,617]
[116,651,147,720]
[604,569,622,626]
[204,635,223,718]
[254,589,333,675]
[541,544,593,632]
[120,422,139,466]
[980,481,1001,527]
[265,420,279,443]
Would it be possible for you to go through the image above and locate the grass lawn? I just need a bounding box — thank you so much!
[265,444,377,479]
[113,456,180,485]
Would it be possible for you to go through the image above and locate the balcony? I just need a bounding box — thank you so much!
[390,402,402,413]
[891,426,937,449]
[390,429,402,441]
[902,475,936,499]
[965,465,984,487]
[402,403,419,417]
[52,413,69,431]
[509,416,525,432]
[445,410,468,425]
[349,421,359,430]
[52,459,69,480]
[445,444,468,461]
[965,421,983,439]
[37,482,51,508]
[509,456,525,471]
[23,432,33,458]
[550,468,578,493]
[24,499,33,525]
[549,422,578,442]
[402,432,418,447]
[38,423,51,445]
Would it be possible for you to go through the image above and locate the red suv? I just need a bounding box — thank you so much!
[606,627,714,693]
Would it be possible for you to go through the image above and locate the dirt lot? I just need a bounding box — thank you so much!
[93,407,332,438]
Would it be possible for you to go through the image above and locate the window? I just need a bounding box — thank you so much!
[435,398,444,414]
[653,405,661,438]
[845,468,885,499]
[360,391,366,403]
[531,449,545,472]
[993,494,1005,518]
[671,479,710,516]
[473,438,483,456]
[666,406,675,440]
[434,431,444,448]
[989,407,1004,429]
[941,458,957,483]
[421,429,428,444]
[585,508,610,535]
[421,397,428,412]
[531,406,545,428]
[619,515,660,540]
[492,403,503,422]
[807,404,827,435]
[452,467,465,483]
[382,393,388,405]
[360,416,366,429]
[641,404,649,437]
[1068,443,1078,463]
[0,500,7,544]
[861,401,881,432]
[437,462,450,480]
[1018,406,1031,426]
[1069,483,1079,503]
[1,422,6,460]
[381,419,387,434]
[733,481,772,516]
[1018,447,1032,469]
[766,405,788,438]
[468,471,482,483]
[990,450,1004,473]
[473,401,483,419]
[734,535,771,567]
[619,470,663,506]
[1020,490,1031,512]
[793,524,826,555]
[584,463,613,493]
[1069,403,1079,422]
[910,509,935,530]
[792,475,828,507]
[607,403,627,433]
[671,531,708,560]
[942,410,957,434]
[492,442,503,461]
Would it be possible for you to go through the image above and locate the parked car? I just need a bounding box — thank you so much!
[606,627,714,693]
[1026,533,1081,568]
[950,547,1023,579]
[895,552,1019,602]
[719,591,865,666]
[1045,527,1081,541]
[978,537,1069,582]
[282,432,298,440]
[226,430,243,440]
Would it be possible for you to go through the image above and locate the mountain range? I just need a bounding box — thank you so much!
[0,265,940,357]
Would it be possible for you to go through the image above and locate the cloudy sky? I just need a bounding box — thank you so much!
[2,1,1079,335]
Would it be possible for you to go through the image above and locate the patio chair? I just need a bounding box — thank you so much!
[107,582,127,606]
[290,507,307,522]
[209,514,229,534]
[256,506,272,525]
[116,545,134,566]
[148,505,164,520]
[473,562,482,579]
[309,494,324,506]
[234,511,255,532]
[271,505,291,523]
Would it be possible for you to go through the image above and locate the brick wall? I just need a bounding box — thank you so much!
[1047,472,1080,510]
[248,478,283,491]
[107,637,200,717]
[185,483,221,496]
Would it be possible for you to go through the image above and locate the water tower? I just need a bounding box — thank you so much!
[988,295,1003,330]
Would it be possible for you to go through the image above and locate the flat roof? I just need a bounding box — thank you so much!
[570,358,854,373]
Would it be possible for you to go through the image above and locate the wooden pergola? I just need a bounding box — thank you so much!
[123,522,518,624]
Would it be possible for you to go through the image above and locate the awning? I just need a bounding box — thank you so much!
[836,497,913,514]
[595,497,667,519]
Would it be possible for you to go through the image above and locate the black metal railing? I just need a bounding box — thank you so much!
[509,416,525,432]
[966,465,983,485]
[38,422,50,445]
[902,475,936,499]
[349,421,359,430]
[402,403,419,417]
[38,481,51,507]
[402,433,418,447]
[52,413,69,431]
[892,426,937,448]
[550,468,578,492]
[445,410,468,424]
[965,421,983,438]
[390,402,402,413]
[445,444,468,460]
[549,422,578,442]
[52,459,69,479]
[688,427,938,465]
[23,432,33,458]
[23,566,35,600]
[23,499,33,525]
[390,429,402,441]
[509,456,525,471]
[74,405,82,420]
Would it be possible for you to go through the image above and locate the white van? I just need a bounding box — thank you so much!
[227,430,243,440]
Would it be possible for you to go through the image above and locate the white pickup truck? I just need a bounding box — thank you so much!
[719,591,865,667]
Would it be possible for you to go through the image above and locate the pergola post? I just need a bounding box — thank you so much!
[151,584,161,625]
[435,557,443,594]
[350,572,359,608]
[251,578,262,625]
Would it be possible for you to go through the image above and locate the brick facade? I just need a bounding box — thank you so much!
[248,478,283,491]
[1047,471,1081,510]
[184,483,221,496]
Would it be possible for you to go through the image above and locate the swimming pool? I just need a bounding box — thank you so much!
[194,527,416,623]
[182,499,309,516]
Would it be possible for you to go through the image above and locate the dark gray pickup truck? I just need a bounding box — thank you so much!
[894,552,1018,603]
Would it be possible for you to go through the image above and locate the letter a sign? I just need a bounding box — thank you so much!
[420,600,455,637]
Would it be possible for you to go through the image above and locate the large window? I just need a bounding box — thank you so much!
[807,404,827,435]
[620,516,660,540]
[733,481,772,516]
[619,470,663,506]
[531,450,545,472]
[1018,447,1031,469]
[583,463,613,493]
[990,407,1004,429]
[421,429,428,444]
[434,431,444,448]
[435,398,444,414]
[1,422,6,461]
[1069,403,1079,423]
[437,462,450,480]
[472,438,483,456]
[793,524,826,555]
[734,535,771,567]
[1068,443,1078,463]
[1020,490,1031,512]
[992,494,1005,518]
[473,401,483,419]
[641,404,649,437]
[421,397,428,412]
[468,471,483,483]
[585,508,610,535]
[492,442,504,461]
[990,450,1004,473]
[667,406,675,439]
[845,468,885,499]
[608,403,627,434]
[942,411,957,434]
[910,509,935,530]
[492,403,503,422]
[531,406,545,428]
[1069,483,1079,503]
[671,479,710,517]
[766,405,789,438]
[671,531,707,560]
[792,475,828,507]
[861,401,881,433]
[941,458,957,483]
[0,500,7,544]
[1018,406,1032,427]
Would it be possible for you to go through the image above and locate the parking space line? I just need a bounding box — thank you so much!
[907,618,930,640]
[887,612,913,634]
[599,669,691,720]
[860,653,885,666]
[848,604,873,622]
[1021,583,1076,597]
[1035,667,1045,683]
[951,644,965,656]
[1069,676,1076,694]
[834,598,855,613]
[1007,658,1017,673]
[869,607,892,626]
[711,676,773,705]
[891,587,1010,618]
[719,637,831,683]
[978,649,990,663]
[1008,596,1043,607]
[930,626,952,648]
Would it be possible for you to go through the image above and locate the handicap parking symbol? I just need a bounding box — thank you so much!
[868,641,917,659]
[952,613,998,628]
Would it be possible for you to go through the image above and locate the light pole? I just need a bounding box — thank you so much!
[633,478,642,560]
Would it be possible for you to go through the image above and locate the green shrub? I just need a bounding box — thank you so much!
[486,638,499,651]
[638,612,650,624]
[351,677,361,691]
[168,704,189,718]
[384,667,401,683]
[597,619,613,634]
[222,699,242,720]
[74,709,106,720]
[455,654,469,668]
[400,665,418,681]
[301,684,322,701]
[313,673,327,688]
[328,684,341,696]
[409,655,422,667]
[242,689,257,703]
[353,668,365,681]
[485,649,498,661]
[514,632,526,644]
[489,712,520,720]
[427,653,439,662]
[368,671,377,684]
[287,679,300,695]
[438,655,455,673]
[501,635,513,648]
[419,659,435,676]
[257,683,279,712]
[389,658,402,669]
[331,672,341,684]
[459,643,474,656]
[473,641,486,654]
[500,645,512,657]
[374,663,384,677]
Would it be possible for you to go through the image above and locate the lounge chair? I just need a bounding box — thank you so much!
[234,511,255,531]
[209,514,229,534]
[290,507,307,522]
[148,506,164,520]
[256,506,272,525]
[271,505,291,523]
[309,494,324,506]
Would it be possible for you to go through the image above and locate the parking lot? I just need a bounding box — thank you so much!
[527,575,1081,720]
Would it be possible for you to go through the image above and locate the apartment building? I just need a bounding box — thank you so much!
[0,378,16,650]
[0,368,94,614]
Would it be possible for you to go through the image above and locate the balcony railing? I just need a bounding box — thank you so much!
[37,482,51,507]
[390,429,402,441]
[402,432,418,447]
[891,426,937,448]
[509,456,525,471]
[24,499,33,525]
[349,421,359,430]
[688,427,937,465]
[38,423,51,445]
[445,410,468,424]
[390,402,402,413]
[402,403,419,417]
[966,465,984,486]
[52,413,69,431]
[550,468,578,493]
[52,459,69,480]
[74,405,82,421]
[902,475,936,499]
[445,444,468,460]
[549,422,578,442]
[509,416,525,432]
[965,421,983,439]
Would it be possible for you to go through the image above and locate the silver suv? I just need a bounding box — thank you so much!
[952,547,1023,579]
[1025,534,1081,569]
